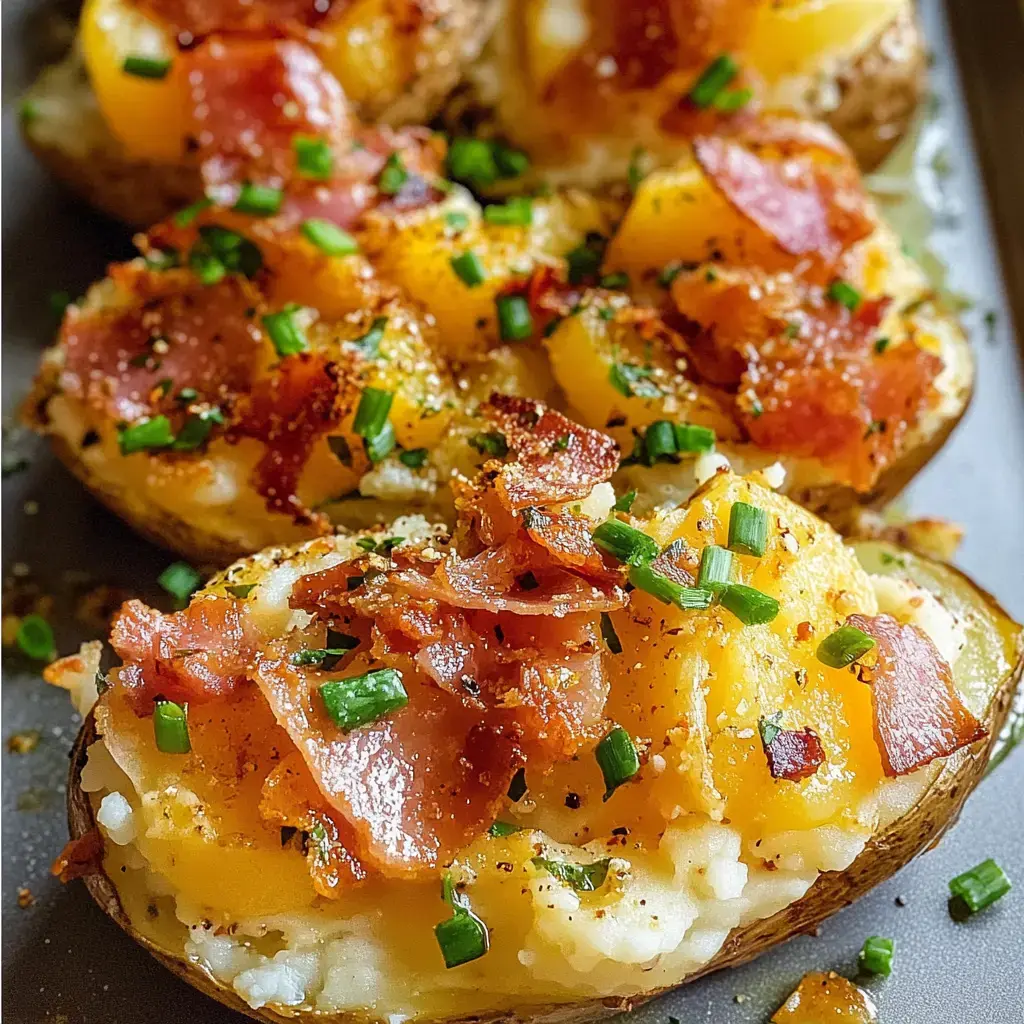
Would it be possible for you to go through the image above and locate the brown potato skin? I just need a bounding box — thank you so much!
[64,557,1022,1024]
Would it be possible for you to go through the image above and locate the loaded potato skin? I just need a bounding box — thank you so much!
[48,419,1021,1021]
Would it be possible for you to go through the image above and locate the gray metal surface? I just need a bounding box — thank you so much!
[2,2,1022,1021]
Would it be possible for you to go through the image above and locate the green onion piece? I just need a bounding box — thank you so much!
[468,431,509,457]
[488,820,521,838]
[319,668,408,731]
[595,725,640,801]
[262,305,308,357]
[301,218,358,256]
[689,54,739,108]
[447,138,499,187]
[629,563,713,610]
[613,489,636,513]
[351,316,388,358]
[713,86,753,112]
[698,545,734,591]
[817,625,876,669]
[492,142,529,179]
[609,363,661,399]
[434,897,489,968]
[153,701,191,754]
[858,936,894,977]
[644,420,678,462]
[507,767,527,802]
[600,612,622,655]
[627,147,647,192]
[728,501,768,557]
[377,153,408,195]
[328,435,352,466]
[949,859,1012,914]
[658,262,684,288]
[758,711,782,747]
[122,55,172,79]
[189,248,226,285]
[827,279,862,311]
[496,295,533,341]
[674,423,716,453]
[445,210,471,233]
[158,562,202,603]
[599,271,629,290]
[874,336,891,354]
[352,388,394,439]
[399,447,428,469]
[719,584,779,625]
[291,633,360,669]
[532,856,611,892]
[364,420,396,464]
[293,135,334,180]
[119,415,175,455]
[565,235,607,283]
[482,197,533,226]
[173,197,213,228]
[450,251,488,287]
[173,408,224,451]
[199,225,263,276]
[15,614,54,661]
[226,583,256,599]
[233,183,283,217]
[592,520,659,566]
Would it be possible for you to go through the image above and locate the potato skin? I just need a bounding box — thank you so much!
[65,554,1022,1024]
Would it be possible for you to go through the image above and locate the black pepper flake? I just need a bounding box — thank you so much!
[564,791,581,810]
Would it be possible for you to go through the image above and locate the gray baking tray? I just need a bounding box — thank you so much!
[3,1,1022,1020]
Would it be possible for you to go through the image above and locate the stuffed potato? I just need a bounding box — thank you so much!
[48,407,1021,1022]
[27,116,970,562]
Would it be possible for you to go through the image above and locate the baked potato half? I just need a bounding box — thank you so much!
[449,0,926,191]
[21,0,500,224]
[27,116,970,562]
[49,422,1021,1023]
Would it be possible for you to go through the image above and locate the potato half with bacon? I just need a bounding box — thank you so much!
[452,0,926,189]
[49,402,1020,1022]
[21,0,499,224]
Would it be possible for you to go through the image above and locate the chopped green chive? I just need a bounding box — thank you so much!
[399,447,429,469]
[352,387,393,440]
[817,625,876,669]
[674,423,716,453]
[728,502,768,557]
[158,562,202,603]
[226,583,256,599]
[874,336,890,354]
[592,520,659,566]
[233,183,283,217]
[566,238,605,283]
[482,197,533,226]
[173,408,224,451]
[435,873,489,968]
[496,295,533,341]
[609,362,660,399]
[468,431,509,458]
[489,820,521,838]
[15,615,54,661]
[293,135,334,180]
[319,668,408,731]
[122,55,172,79]
[351,316,388,358]
[263,305,308,357]
[600,612,622,655]
[689,55,739,108]
[364,421,396,464]
[949,859,1012,915]
[712,86,753,112]
[301,218,358,256]
[595,725,640,801]
[644,420,678,462]
[153,700,191,754]
[599,271,629,290]
[627,146,648,192]
[191,225,263,279]
[291,632,360,670]
[447,138,499,187]
[118,415,175,455]
[698,545,733,591]
[173,197,213,228]
[532,856,611,892]
[827,279,862,311]
[858,936,894,977]
[507,767,527,802]
[719,584,779,625]
[450,251,487,287]
[629,563,713,610]
[189,248,226,285]
[658,262,684,289]
[613,489,636,513]
[492,142,529,179]
[445,210,471,233]
[377,153,408,195]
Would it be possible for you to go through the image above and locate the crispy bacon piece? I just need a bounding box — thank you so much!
[693,119,874,276]
[762,725,826,782]
[59,265,264,423]
[847,613,986,777]
[110,597,255,712]
[136,0,348,38]
[521,506,619,581]
[51,828,104,883]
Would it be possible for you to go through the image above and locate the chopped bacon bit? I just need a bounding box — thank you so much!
[110,598,255,712]
[17,886,35,909]
[763,726,825,781]
[184,38,350,188]
[693,120,874,275]
[847,613,986,777]
[521,506,621,582]
[229,352,356,527]
[51,828,104,883]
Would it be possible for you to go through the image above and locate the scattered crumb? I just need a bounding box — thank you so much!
[895,894,907,907]
[7,730,41,755]
[17,886,35,909]
[734,993,748,1004]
